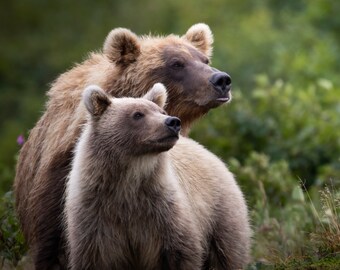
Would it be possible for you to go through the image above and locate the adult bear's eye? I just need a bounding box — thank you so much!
[133,112,144,120]
[203,58,210,65]
[171,59,185,69]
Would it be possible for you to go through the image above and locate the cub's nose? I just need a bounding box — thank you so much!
[165,117,181,135]
[210,72,232,94]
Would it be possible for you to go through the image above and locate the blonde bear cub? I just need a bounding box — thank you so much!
[65,83,250,270]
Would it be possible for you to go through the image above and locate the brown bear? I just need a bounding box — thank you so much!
[14,24,232,269]
[65,83,250,270]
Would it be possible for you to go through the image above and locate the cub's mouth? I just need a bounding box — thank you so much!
[157,134,179,144]
[146,134,178,153]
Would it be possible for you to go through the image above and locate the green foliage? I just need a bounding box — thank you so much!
[229,152,313,263]
[0,191,27,266]
[235,153,340,268]
[229,152,296,207]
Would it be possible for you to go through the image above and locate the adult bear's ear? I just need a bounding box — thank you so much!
[143,83,167,109]
[103,28,141,66]
[83,85,111,117]
[183,23,213,58]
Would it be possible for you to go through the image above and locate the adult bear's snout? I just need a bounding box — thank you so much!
[209,72,232,94]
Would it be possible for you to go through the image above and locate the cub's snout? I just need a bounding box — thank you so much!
[165,116,181,136]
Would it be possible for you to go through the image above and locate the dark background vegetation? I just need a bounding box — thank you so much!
[1,0,339,268]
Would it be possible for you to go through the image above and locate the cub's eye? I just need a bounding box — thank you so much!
[133,112,144,120]
[171,60,185,69]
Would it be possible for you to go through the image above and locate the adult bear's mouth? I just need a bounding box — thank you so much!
[216,97,230,103]
[204,92,232,108]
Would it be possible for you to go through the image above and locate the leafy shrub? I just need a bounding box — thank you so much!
[232,153,340,269]
[229,152,296,207]
[228,152,313,263]
[0,191,27,267]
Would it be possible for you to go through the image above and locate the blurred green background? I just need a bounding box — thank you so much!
[1,0,340,268]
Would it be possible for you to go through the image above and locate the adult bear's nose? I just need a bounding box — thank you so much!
[210,72,232,94]
[165,116,181,135]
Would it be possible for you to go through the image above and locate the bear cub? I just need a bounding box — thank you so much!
[65,83,203,270]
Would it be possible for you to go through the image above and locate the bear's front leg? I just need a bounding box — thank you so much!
[160,225,203,270]
[161,247,203,270]
[209,213,251,270]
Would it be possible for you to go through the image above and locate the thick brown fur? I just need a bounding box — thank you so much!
[14,24,233,269]
[65,84,250,270]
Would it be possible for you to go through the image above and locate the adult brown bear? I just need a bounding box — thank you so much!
[14,23,232,269]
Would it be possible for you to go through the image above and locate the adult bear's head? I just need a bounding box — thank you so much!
[103,23,231,135]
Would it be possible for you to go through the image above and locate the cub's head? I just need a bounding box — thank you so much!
[102,23,231,134]
[83,83,180,156]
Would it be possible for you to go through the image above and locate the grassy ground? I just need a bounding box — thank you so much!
[1,183,339,269]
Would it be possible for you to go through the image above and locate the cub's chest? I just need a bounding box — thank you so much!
[111,221,163,269]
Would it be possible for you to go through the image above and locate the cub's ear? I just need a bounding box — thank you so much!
[143,83,167,109]
[183,23,213,58]
[83,85,111,117]
[103,28,141,66]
